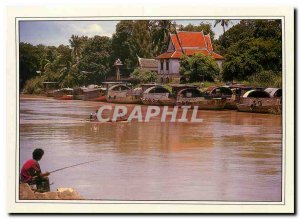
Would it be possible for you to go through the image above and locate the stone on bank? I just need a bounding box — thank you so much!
[19,183,83,200]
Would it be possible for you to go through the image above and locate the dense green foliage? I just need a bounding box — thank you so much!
[20,19,283,94]
[130,68,158,84]
[248,70,282,88]
[179,53,220,82]
[214,20,282,82]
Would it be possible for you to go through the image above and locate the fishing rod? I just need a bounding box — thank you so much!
[49,159,100,174]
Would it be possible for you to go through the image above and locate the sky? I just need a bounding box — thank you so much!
[19,20,240,46]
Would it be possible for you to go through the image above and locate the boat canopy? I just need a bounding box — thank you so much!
[264,88,282,98]
[243,90,271,98]
[109,84,131,91]
[177,88,203,98]
[206,86,233,96]
[144,85,170,94]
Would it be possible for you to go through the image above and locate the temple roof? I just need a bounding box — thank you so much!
[157,31,224,60]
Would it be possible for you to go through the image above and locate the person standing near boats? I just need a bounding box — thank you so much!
[20,148,50,192]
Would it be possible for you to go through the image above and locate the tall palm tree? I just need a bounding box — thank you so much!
[150,20,175,55]
[69,35,87,63]
[214,20,232,35]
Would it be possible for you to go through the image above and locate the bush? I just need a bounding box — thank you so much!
[247,70,282,88]
[179,53,220,82]
[130,68,158,84]
[23,76,45,94]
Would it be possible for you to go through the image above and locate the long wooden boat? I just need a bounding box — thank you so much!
[43,82,59,97]
[53,88,74,100]
[141,85,175,106]
[106,84,141,104]
[174,86,226,110]
[237,89,281,114]
[83,87,106,101]
[204,86,236,109]
[73,87,86,100]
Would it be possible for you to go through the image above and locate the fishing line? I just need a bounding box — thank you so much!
[49,159,100,174]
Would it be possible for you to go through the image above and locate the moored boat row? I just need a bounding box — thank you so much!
[51,82,282,114]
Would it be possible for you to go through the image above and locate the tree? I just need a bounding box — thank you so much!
[78,36,113,84]
[220,20,282,81]
[150,20,176,56]
[19,43,46,89]
[111,21,136,75]
[178,22,215,39]
[130,68,158,84]
[214,20,232,35]
[69,35,88,63]
[179,53,220,82]
[132,20,153,58]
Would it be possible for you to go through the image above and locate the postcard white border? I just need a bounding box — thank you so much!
[6,6,294,213]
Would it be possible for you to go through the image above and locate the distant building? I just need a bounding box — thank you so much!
[137,56,158,72]
[157,31,224,83]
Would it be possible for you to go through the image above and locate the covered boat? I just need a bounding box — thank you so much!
[265,88,282,98]
[237,89,281,114]
[174,86,226,110]
[43,82,59,97]
[106,84,141,104]
[73,87,86,100]
[141,85,175,106]
[204,86,235,109]
[53,88,74,100]
[82,84,106,101]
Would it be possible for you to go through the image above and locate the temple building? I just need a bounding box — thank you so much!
[157,31,224,83]
[137,56,158,72]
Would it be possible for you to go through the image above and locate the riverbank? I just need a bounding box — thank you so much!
[19,183,84,200]
[20,94,53,100]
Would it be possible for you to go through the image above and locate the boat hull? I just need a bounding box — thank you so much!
[57,95,74,100]
[224,99,238,110]
[141,93,175,106]
[106,91,141,104]
[141,98,175,106]
[237,98,281,114]
[176,97,226,110]
[89,95,107,102]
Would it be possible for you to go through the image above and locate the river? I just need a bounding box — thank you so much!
[19,97,282,201]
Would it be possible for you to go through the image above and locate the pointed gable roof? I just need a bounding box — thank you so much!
[158,31,224,60]
[171,31,207,49]
[204,34,213,51]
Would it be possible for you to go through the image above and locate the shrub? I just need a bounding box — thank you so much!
[179,53,220,82]
[23,76,45,94]
[247,70,282,88]
[130,68,158,84]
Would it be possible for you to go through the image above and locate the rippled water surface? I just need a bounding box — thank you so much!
[20,97,282,201]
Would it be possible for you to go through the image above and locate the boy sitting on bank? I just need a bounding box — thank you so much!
[20,148,50,193]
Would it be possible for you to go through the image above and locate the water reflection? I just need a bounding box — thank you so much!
[20,98,282,201]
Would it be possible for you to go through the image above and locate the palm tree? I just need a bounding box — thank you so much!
[214,20,232,35]
[150,20,175,55]
[69,35,87,63]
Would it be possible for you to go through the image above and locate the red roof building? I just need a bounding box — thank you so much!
[156,31,224,83]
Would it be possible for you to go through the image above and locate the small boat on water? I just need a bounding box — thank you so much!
[43,82,59,97]
[106,84,141,104]
[141,85,175,106]
[237,89,281,114]
[172,85,226,110]
[81,84,106,101]
[73,87,86,100]
[53,88,74,100]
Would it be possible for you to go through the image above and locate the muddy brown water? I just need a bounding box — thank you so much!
[19,97,282,201]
